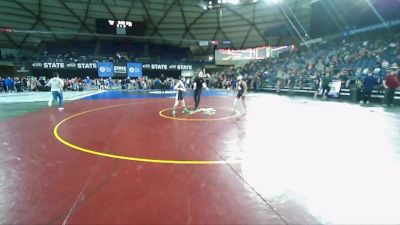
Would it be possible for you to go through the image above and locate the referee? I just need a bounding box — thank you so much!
[193,70,208,110]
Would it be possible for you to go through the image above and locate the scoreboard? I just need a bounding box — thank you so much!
[215,47,271,65]
[96,19,145,36]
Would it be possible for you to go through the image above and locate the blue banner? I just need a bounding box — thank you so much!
[127,63,142,77]
[97,62,114,77]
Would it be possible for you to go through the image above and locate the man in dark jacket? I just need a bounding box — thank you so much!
[361,70,378,104]
[321,73,332,99]
[193,70,208,110]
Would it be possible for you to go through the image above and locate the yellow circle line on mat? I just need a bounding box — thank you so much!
[159,107,240,121]
[53,103,241,165]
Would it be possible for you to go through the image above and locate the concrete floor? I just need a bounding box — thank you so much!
[0,91,399,224]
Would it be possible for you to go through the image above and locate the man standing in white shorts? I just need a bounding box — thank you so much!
[47,72,65,111]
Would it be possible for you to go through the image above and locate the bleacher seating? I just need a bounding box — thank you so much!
[216,33,400,101]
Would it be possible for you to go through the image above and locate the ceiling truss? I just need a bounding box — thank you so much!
[0,0,311,55]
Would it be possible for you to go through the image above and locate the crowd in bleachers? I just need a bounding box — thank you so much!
[1,33,399,105]
[1,40,193,65]
[0,76,84,92]
[213,33,400,104]
[0,75,201,93]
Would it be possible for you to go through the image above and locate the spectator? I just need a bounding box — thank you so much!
[361,70,378,104]
[160,74,166,93]
[383,64,400,106]
[287,72,296,97]
[15,77,23,92]
[85,76,91,90]
[46,72,64,110]
[5,77,13,92]
[313,72,322,98]
[382,59,389,69]
[1,77,6,92]
[321,73,332,99]
[276,69,285,93]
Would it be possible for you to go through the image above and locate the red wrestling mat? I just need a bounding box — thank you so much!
[0,97,288,225]
[2,94,400,225]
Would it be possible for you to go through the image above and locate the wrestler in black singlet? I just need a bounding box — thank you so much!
[237,81,245,98]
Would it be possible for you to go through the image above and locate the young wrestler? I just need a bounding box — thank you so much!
[172,77,190,115]
[233,75,247,113]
